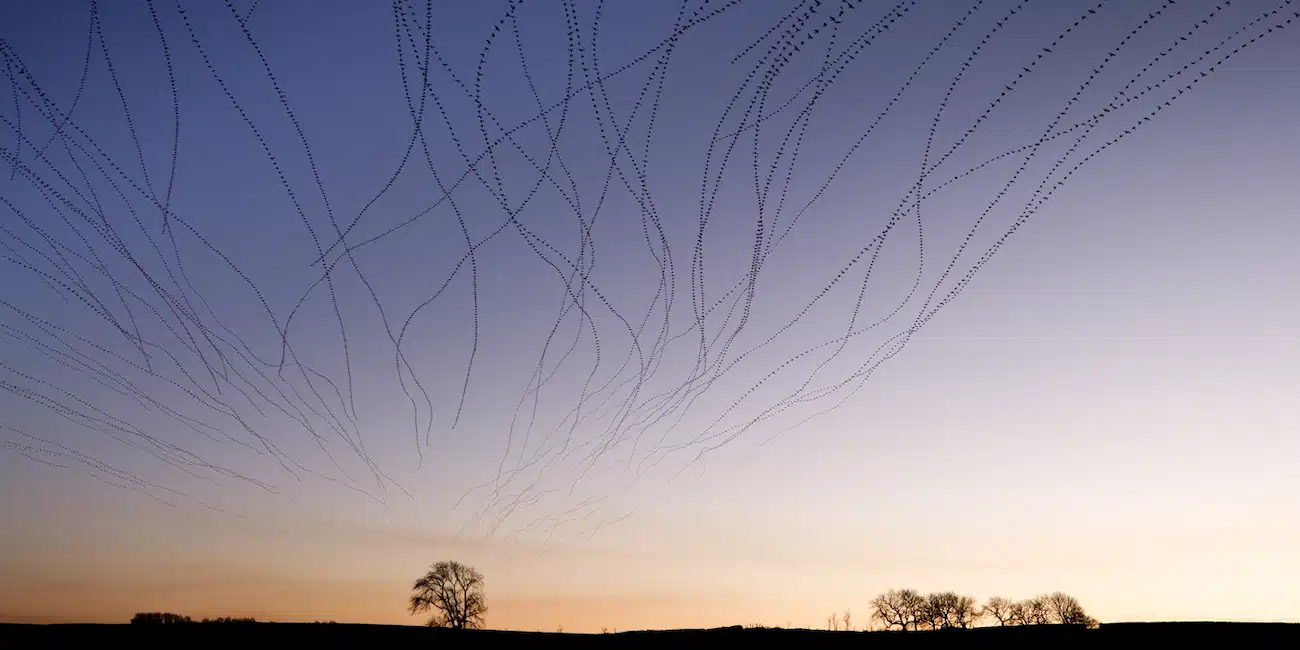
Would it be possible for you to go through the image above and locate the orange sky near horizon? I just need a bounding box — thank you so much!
[4,453,1299,632]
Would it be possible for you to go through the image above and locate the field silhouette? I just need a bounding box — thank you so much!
[4,621,1300,648]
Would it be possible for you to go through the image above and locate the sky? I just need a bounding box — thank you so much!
[1,0,1298,631]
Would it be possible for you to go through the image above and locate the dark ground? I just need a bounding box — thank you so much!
[3,622,1298,647]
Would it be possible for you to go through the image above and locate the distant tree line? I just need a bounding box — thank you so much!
[866,590,1098,631]
[130,612,258,624]
[130,612,194,625]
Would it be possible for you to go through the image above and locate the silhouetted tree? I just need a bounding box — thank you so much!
[1043,592,1098,627]
[872,589,1094,630]
[905,591,933,630]
[925,591,977,629]
[981,596,1015,626]
[409,560,487,629]
[130,612,192,624]
[1015,597,1051,625]
[919,595,943,630]
[1007,600,1026,625]
[870,588,926,631]
[950,594,978,629]
[870,589,906,631]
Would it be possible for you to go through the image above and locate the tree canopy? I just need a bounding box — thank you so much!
[409,560,488,629]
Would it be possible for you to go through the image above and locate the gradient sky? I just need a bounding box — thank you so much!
[2,0,1298,631]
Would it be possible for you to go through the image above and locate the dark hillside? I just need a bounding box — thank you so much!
[3,622,1298,648]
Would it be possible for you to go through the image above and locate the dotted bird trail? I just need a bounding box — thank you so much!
[0,0,1288,542]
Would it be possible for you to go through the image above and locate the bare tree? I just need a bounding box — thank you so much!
[1007,600,1026,625]
[408,560,488,629]
[1042,592,1099,627]
[923,592,977,630]
[903,590,930,630]
[868,590,909,629]
[871,588,926,631]
[1017,597,1051,626]
[842,610,852,632]
[981,596,1015,626]
[870,591,904,631]
[947,593,978,629]
[921,593,945,630]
